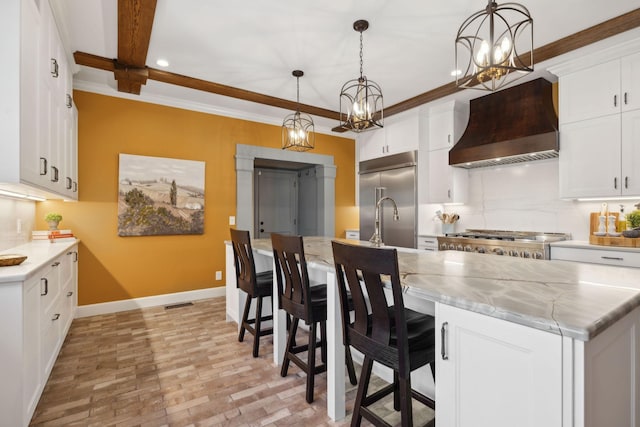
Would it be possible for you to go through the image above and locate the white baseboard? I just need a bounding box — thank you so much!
[75,287,226,318]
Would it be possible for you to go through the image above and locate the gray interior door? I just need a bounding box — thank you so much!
[254,169,298,239]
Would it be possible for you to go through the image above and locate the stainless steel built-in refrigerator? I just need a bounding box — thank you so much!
[359,151,417,248]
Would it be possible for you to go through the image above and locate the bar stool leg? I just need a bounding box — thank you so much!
[281,317,299,377]
[253,296,263,357]
[238,294,251,342]
[352,356,374,427]
[306,321,318,403]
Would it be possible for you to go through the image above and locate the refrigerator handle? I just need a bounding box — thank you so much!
[375,186,385,204]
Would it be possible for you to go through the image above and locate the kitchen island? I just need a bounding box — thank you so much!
[226,236,640,426]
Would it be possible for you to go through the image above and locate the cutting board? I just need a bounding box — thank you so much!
[588,212,640,247]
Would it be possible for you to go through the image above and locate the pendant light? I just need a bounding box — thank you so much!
[455,0,533,91]
[339,19,383,132]
[282,70,315,151]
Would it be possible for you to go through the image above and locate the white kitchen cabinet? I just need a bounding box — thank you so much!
[358,127,387,161]
[22,274,43,424]
[358,110,418,161]
[556,48,640,199]
[427,101,469,204]
[559,110,640,198]
[61,248,78,332]
[558,60,621,123]
[550,244,640,268]
[558,52,640,124]
[435,303,563,427]
[428,100,469,151]
[428,147,468,204]
[620,108,640,195]
[435,302,640,427]
[416,235,438,251]
[559,115,621,198]
[1,0,78,200]
[0,243,78,427]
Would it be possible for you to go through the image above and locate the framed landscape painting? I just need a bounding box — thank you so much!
[118,153,205,236]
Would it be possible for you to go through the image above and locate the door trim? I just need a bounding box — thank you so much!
[235,144,336,237]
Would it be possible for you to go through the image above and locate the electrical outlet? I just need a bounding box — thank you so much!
[16,219,22,234]
[215,271,222,280]
[229,216,236,225]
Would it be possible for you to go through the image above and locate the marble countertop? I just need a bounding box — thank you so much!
[0,240,79,283]
[551,239,640,252]
[251,236,640,341]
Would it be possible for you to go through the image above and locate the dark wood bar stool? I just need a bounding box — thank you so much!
[230,228,273,358]
[332,241,436,427]
[271,233,357,404]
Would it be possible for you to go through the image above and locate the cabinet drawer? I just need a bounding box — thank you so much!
[39,260,61,315]
[417,236,438,251]
[551,246,640,268]
[41,294,63,376]
[345,230,360,240]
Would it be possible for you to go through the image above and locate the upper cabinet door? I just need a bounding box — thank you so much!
[559,59,620,124]
[358,128,387,162]
[621,52,640,113]
[621,109,640,195]
[428,109,455,151]
[559,115,621,199]
[385,111,419,156]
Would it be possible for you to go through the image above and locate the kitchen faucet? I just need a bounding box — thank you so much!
[369,196,399,247]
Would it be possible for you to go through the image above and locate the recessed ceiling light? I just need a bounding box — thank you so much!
[156,59,169,67]
[451,69,462,77]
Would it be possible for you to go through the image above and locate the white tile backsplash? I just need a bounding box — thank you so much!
[418,158,633,241]
[0,197,35,251]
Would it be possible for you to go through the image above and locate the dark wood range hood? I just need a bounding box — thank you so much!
[449,78,558,169]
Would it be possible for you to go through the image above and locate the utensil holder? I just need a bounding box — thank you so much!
[442,223,455,235]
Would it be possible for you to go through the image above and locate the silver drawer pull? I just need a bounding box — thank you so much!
[601,256,624,261]
[441,322,449,360]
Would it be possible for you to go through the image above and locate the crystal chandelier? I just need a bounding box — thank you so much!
[282,70,315,151]
[455,0,533,91]
[339,20,383,132]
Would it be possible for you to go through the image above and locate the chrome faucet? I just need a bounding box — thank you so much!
[369,196,399,247]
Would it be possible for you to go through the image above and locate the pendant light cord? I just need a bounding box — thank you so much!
[359,31,364,79]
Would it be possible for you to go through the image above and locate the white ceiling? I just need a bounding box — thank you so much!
[53,0,640,133]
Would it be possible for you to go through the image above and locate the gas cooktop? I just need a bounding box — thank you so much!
[437,229,571,259]
[445,229,571,242]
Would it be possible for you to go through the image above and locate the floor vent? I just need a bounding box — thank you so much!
[165,302,194,310]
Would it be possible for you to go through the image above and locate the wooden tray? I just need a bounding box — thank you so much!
[0,254,27,266]
[588,212,640,247]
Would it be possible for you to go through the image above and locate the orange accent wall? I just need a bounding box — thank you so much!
[36,91,357,305]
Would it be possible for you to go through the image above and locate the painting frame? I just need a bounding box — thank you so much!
[117,153,205,237]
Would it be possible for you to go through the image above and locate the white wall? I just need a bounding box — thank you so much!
[418,158,634,241]
[0,197,35,251]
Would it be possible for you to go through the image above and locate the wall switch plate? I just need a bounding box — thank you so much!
[229,216,235,225]
[215,271,222,280]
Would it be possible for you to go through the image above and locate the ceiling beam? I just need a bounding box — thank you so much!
[116,0,157,94]
[73,52,342,120]
[148,68,341,120]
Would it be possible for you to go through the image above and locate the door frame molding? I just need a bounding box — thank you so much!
[235,144,336,236]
